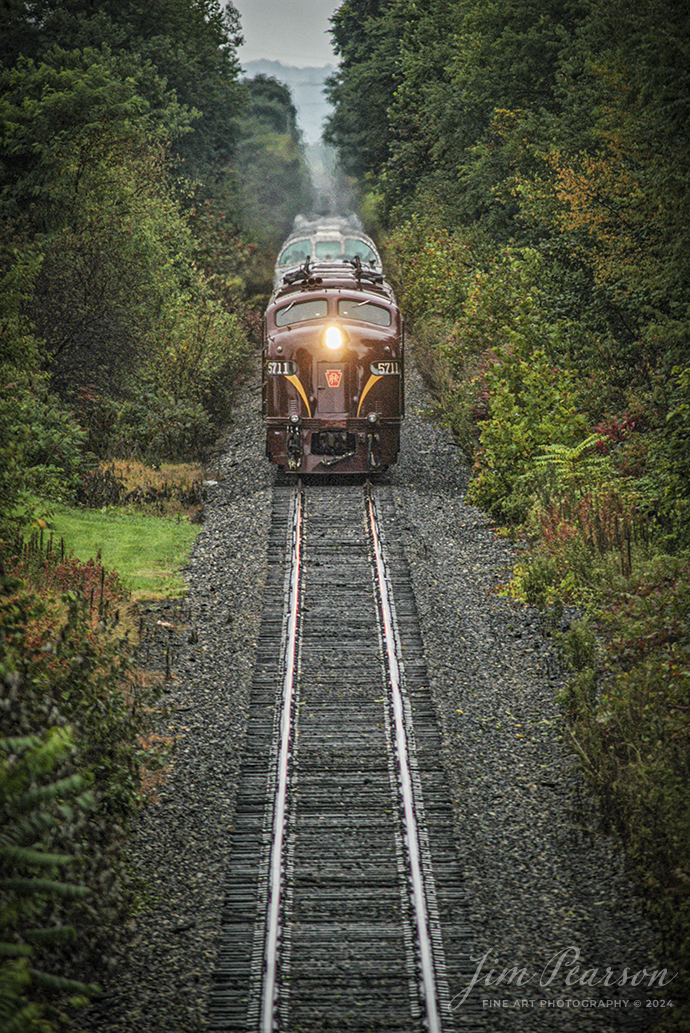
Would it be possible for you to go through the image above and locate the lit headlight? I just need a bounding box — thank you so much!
[323,325,345,351]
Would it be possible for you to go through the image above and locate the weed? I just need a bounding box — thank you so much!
[77,460,205,519]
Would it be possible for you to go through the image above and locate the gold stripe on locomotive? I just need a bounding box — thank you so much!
[356,373,383,417]
[285,373,312,417]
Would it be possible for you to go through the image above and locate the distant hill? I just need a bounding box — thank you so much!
[241,60,335,144]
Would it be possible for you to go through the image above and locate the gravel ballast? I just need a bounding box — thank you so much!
[87,353,659,1032]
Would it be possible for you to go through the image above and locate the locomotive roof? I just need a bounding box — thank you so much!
[270,262,397,306]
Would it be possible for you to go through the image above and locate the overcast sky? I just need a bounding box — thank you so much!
[233,0,341,68]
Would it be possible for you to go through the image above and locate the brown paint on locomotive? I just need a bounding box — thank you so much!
[262,241,404,474]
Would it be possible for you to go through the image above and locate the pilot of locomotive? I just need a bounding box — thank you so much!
[262,258,404,474]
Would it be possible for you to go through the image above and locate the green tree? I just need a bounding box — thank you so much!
[0,0,246,180]
[324,0,403,181]
[233,75,313,249]
[0,44,250,462]
[325,0,581,230]
[0,47,190,394]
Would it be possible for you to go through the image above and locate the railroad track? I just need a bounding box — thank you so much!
[210,478,482,1032]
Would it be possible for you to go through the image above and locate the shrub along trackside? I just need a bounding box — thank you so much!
[1,542,164,1031]
[2,463,206,1028]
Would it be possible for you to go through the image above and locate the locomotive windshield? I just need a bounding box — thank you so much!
[343,239,377,264]
[279,239,310,265]
[337,299,392,326]
[314,239,343,260]
[275,298,328,327]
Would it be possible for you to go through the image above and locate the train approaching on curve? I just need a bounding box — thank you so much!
[262,217,404,474]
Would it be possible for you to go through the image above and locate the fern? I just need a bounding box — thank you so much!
[0,959,50,1033]
[534,433,606,474]
[0,731,97,1033]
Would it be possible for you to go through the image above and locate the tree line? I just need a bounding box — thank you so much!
[325,1,689,1026]
[0,0,314,521]
[0,2,312,1028]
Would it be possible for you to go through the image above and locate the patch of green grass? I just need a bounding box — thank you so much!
[45,504,201,599]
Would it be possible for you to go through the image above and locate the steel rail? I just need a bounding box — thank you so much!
[366,482,443,1033]
[260,481,303,1033]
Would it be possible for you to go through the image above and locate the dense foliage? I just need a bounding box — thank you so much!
[326,0,690,1025]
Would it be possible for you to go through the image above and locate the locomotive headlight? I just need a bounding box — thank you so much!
[323,324,345,351]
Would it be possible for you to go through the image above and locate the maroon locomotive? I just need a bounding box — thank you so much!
[262,224,404,474]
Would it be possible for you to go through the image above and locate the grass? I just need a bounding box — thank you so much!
[44,503,202,599]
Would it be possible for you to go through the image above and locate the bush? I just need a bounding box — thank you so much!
[0,551,163,1029]
[385,218,474,323]
[661,365,690,540]
[71,296,251,465]
[0,367,88,537]
[112,391,217,465]
[9,377,86,501]
[467,345,587,523]
[0,248,87,537]
[561,560,690,1018]
[408,316,475,447]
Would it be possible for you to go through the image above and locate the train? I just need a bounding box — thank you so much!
[262,217,404,474]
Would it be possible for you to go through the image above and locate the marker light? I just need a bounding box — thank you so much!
[323,325,345,351]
